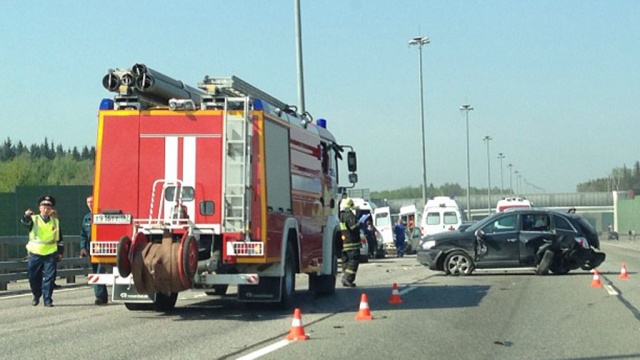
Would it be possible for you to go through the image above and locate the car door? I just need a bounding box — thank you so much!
[519,212,555,266]
[476,213,520,267]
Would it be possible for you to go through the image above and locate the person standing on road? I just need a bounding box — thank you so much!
[394,218,406,258]
[79,195,108,305]
[339,198,361,287]
[21,195,64,307]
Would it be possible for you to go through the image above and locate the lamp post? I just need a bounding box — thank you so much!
[483,135,492,215]
[507,164,514,194]
[460,104,474,220]
[497,153,505,195]
[294,0,306,113]
[409,36,430,205]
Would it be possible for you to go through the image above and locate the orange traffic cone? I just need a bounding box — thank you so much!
[619,263,629,280]
[590,269,602,288]
[285,308,309,341]
[388,283,403,304]
[355,293,373,320]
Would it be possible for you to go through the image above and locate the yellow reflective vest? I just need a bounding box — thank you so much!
[26,215,60,256]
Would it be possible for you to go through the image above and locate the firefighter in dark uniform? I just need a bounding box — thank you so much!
[339,198,361,287]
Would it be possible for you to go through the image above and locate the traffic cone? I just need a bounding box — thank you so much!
[590,269,602,288]
[285,308,309,341]
[619,263,629,280]
[355,293,373,320]
[388,283,403,304]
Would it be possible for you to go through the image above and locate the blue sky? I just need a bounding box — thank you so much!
[1,1,638,194]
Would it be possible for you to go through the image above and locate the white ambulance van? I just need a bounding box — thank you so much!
[420,196,465,236]
[373,206,394,253]
[495,197,532,212]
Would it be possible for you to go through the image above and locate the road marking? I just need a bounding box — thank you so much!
[399,286,417,296]
[236,339,292,360]
[604,285,618,296]
[0,286,89,300]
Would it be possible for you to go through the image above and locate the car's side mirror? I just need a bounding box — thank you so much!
[475,229,485,238]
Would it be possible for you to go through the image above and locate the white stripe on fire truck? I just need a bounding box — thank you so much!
[183,136,196,217]
[165,137,179,217]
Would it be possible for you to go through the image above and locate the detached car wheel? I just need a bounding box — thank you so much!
[444,251,474,276]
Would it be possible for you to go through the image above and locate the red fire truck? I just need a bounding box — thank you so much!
[89,64,358,311]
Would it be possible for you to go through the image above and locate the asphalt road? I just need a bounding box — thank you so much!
[1,239,639,360]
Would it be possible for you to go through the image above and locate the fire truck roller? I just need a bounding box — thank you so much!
[90,64,358,311]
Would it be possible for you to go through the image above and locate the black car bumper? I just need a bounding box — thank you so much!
[417,249,442,270]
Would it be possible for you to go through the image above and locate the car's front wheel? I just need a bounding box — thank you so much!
[443,251,474,276]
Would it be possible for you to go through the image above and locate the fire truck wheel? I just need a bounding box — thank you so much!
[179,235,198,288]
[153,292,178,312]
[116,235,132,278]
[205,285,228,296]
[124,302,153,311]
[279,243,296,309]
[311,232,338,296]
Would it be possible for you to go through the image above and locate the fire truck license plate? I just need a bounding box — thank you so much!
[93,214,132,224]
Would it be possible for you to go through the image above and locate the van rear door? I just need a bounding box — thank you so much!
[374,207,394,246]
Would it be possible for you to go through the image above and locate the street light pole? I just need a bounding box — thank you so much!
[460,104,474,220]
[483,135,492,215]
[294,0,306,113]
[497,153,505,195]
[409,36,430,205]
[507,164,514,194]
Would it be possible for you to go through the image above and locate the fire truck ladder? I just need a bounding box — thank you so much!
[222,96,252,236]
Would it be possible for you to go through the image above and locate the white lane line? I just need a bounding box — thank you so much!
[399,286,417,296]
[0,286,90,300]
[604,285,618,296]
[236,339,292,360]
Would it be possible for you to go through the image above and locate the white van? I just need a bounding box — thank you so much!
[373,206,394,249]
[495,197,532,212]
[420,196,464,236]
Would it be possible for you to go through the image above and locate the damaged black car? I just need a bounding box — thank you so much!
[416,208,605,276]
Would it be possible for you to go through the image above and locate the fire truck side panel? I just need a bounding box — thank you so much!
[288,124,324,273]
[92,111,142,263]
[263,117,290,264]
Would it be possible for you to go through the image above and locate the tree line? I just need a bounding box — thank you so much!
[0,137,94,192]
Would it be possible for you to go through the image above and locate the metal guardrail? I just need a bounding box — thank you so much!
[0,235,92,291]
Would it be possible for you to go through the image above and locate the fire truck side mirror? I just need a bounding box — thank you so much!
[347,151,357,172]
[348,173,358,184]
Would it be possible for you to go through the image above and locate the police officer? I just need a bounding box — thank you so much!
[21,195,64,307]
[79,195,108,305]
[339,198,361,287]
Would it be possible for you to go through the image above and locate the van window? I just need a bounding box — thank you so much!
[443,211,458,225]
[426,212,441,225]
[375,213,391,227]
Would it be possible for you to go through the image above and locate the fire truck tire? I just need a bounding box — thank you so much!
[116,235,132,278]
[279,243,296,309]
[205,285,228,296]
[153,292,178,312]
[178,235,198,288]
[124,302,153,311]
[310,237,338,296]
